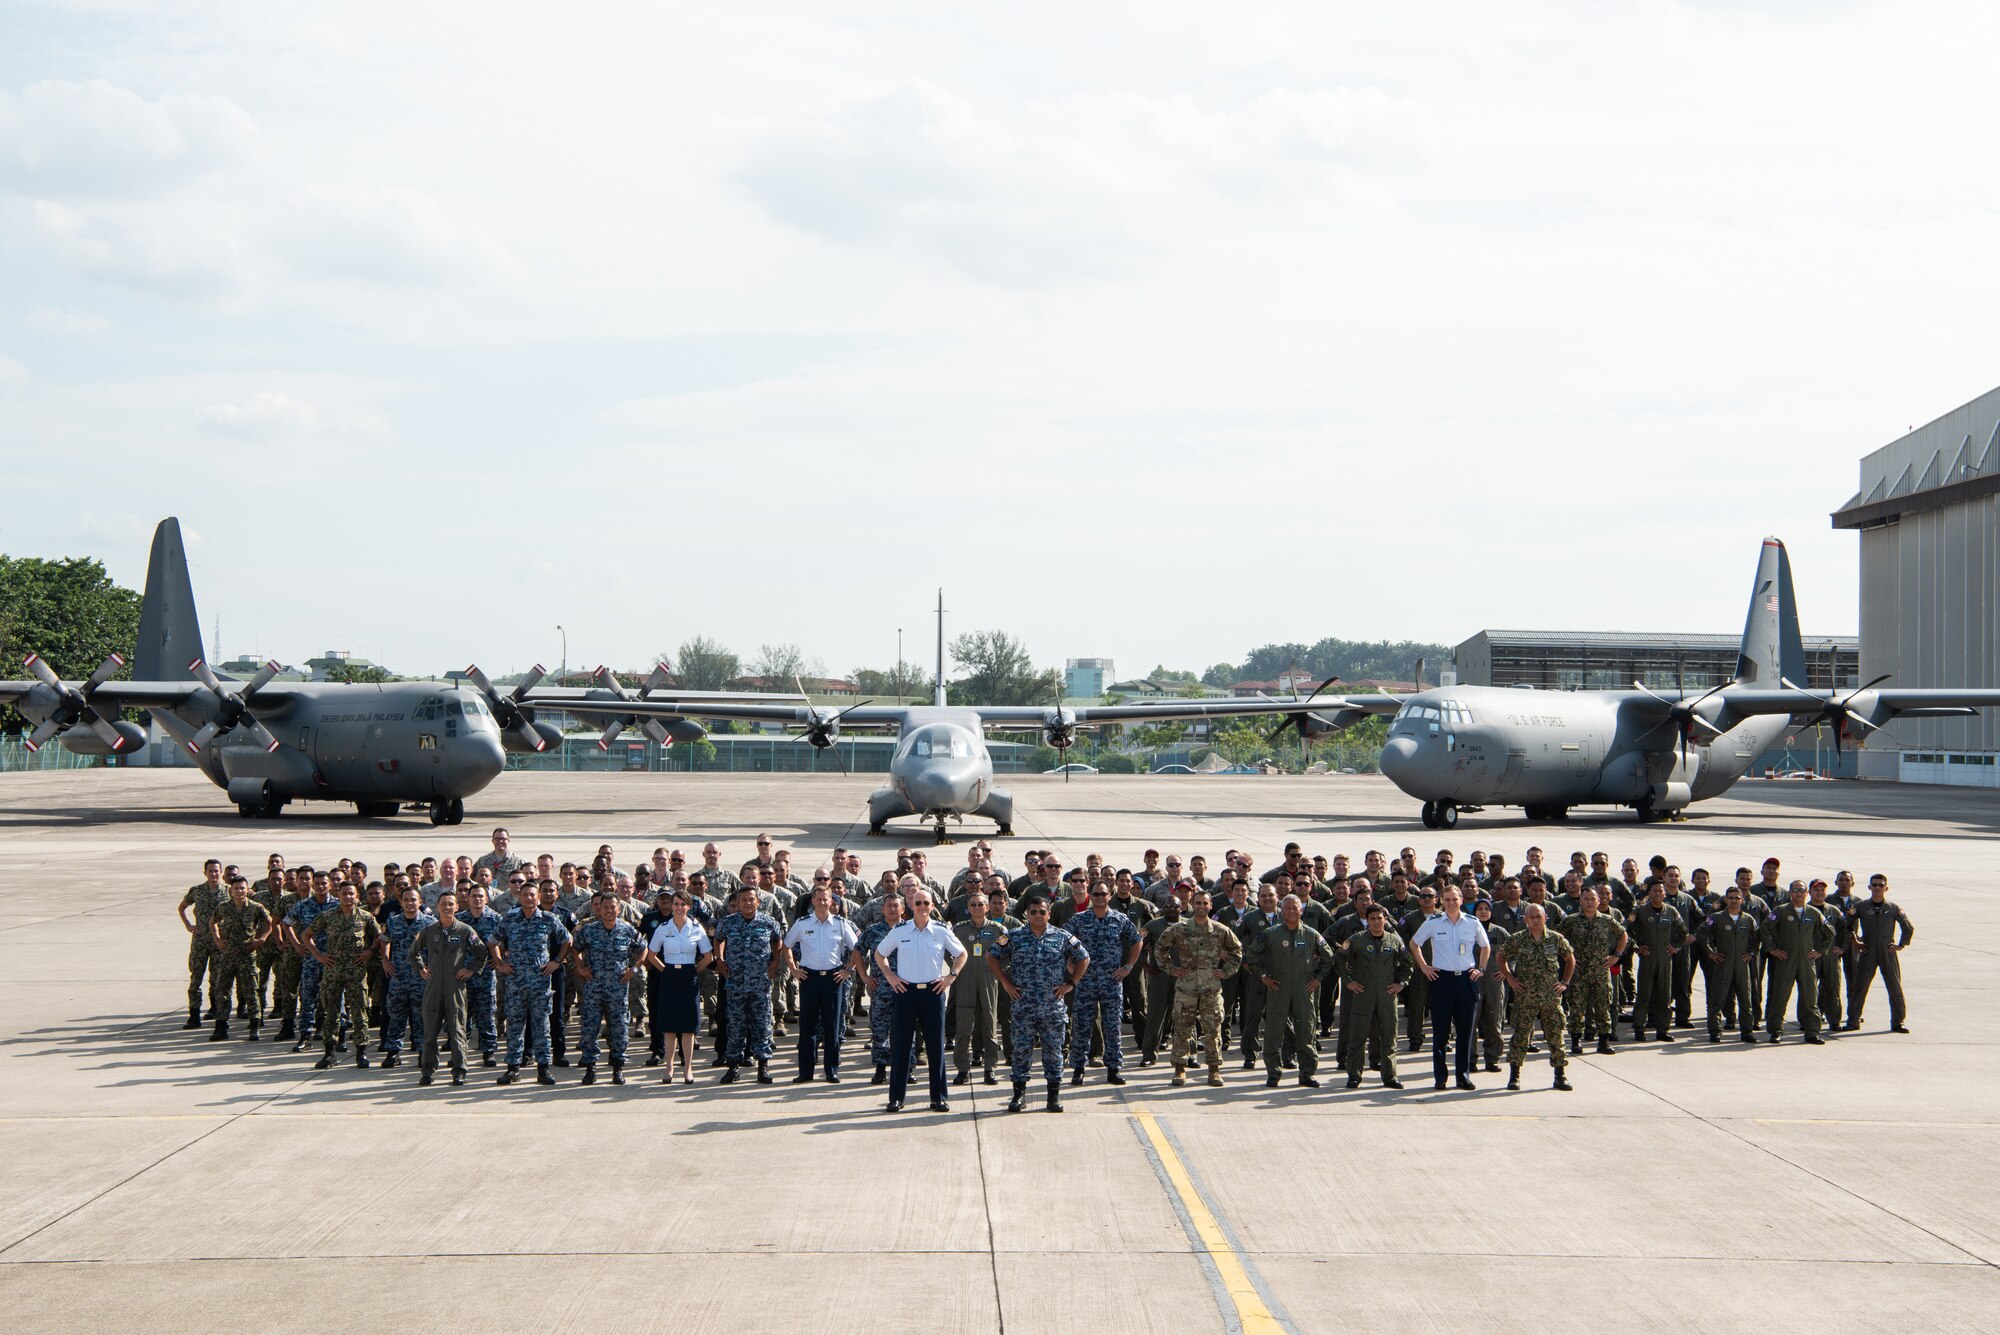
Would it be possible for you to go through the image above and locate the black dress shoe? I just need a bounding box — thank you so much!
[791,1073,814,1084]
[1434,1079,1447,1090]
[825,1072,841,1083]
[1266,1074,1280,1088]
[872,1065,887,1085]
[1455,1076,1476,1091]
[418,1070,434,1086]
[929,1100,950,1112]
[1345,1075,1362,1089]
[1483,1060,1500,1073]
[886,1099,905,1112]
[1891,1025,1910,1033]
[553,1056,571,1067]
[451,1071,464,1086]
[1298,1076,1319,1088]
[1382,1077,1403,1089]
[951,1072,969,1086]
[982,1070,996,1085]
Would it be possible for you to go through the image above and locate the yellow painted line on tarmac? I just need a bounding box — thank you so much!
[1129,1102,1286,1335]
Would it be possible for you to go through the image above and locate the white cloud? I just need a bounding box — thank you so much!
[0,79,255,198]
[24,306,110,337]
[0,347,28,391]
[264,185,518,288]
[196,390,322,436]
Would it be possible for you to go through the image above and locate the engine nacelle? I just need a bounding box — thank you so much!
[661,718,706,745]
[58,719,147,756]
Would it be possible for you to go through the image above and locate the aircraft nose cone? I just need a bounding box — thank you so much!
[1379,736,1421,789]
[457,732,507,791]
[905,763,975,813]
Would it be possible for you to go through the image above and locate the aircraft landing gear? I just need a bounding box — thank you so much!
[867,823,886,836]
[1421,801,1438,828]
[1524,804,1570,822]
[428,797,465,827]
[1420,801,1460,830]
[357,800,399,818]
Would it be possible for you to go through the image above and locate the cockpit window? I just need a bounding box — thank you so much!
[912,734,973,759]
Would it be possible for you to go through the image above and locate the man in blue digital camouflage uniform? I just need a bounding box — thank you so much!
[491,880,572,1086]
[715,885,783,1085]
[575,889,645,1085]
[377,882,435,1068]
[991,900,1088,1113]
[1063,883,1141,1087]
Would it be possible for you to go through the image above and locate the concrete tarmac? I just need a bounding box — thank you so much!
[0,768,1994,1334]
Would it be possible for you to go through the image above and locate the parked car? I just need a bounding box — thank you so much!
[1045,763,1100,775]
[1151,763,1195,775]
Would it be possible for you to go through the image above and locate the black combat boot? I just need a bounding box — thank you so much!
[276,1020,295,1042]
[209,1018,228,1042]
[247,1020,260,1041]
[1569,1035,1582,1056]
[1069,1068,1083,1087]
[354,1050,370,1069]
[1553,1070,1573,1091]
[1107,1070,1127,1086]
[497,1065,519,1085]
[580,1065,597,1086]
[1596,1037,1616,1055]
[292,1034,310,1054]
[418,1069,434,1087]
[1345,1073,1362,1089]
[536,1063,555,1085]
[381,1053,400,1068]
[872,1063,887,1086]
[755,1059,772,1084]
[1506,1065,1522,1090]
[721,1064,740,1084]
[951,1070,970,1086]
[451,1070,465,1086]
[183,1006,202,1030]
[983,1068,996,1085]
[1655,1029,1672,1043]
[483,1051,496,1067]
[610,1062,625,1086]
[1045,1080,1064,1113]
[314,1044,334,1071]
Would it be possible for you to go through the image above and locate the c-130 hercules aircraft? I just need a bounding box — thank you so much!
[1370,538,2000,827]
[539,591,1364,842]
[0,519,767,824]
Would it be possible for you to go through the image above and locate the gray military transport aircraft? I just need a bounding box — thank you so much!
[0,519,772,824]
[534,592,1361,841]
[1368,537,2000,828]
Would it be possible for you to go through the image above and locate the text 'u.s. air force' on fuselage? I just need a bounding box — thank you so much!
[533,589,1386,842]
[0,518,780,825]
[1371,537,2000,828]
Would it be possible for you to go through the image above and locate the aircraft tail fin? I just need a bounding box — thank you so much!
[134,518,204,682]
[1733,537,1806,686]
[934,588,947,707]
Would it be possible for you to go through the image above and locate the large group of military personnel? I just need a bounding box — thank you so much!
[175,826,1916,1108]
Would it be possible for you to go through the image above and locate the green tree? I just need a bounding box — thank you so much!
[672,636,740,692]
[326,662,392,684]
[0,555,142,734]
[850,662,934,700]
[947,630,1059,707]
[751,642,820,686]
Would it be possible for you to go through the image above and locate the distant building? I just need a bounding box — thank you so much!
[216,656,305,682]
[1454,631,1856,693]
[729,676,858,696]
[302,650,380,682]
[1065,658,1113,699]
[1230,668,1317,696]
[1833,383,2000,787]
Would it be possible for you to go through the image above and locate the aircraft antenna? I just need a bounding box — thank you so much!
[934,588,947,708]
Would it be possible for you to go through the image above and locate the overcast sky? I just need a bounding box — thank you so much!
[4,2,1996,681]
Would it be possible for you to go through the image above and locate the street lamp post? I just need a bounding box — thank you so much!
[556,625,567,773]
[896,627,903,703]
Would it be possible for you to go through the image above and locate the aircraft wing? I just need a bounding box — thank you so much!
[522,695,909,729]
[1715,686,2000,721]
[977,693,1407,728]
[0,680,303,708]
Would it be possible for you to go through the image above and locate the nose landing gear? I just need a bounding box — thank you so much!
[1420,800,1460,830]
[429,797,466,827]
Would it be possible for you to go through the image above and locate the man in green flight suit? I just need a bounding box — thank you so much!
[1246,895,1334,1089]
[1339,904,1408,1090]
[1763,882,1834,1044]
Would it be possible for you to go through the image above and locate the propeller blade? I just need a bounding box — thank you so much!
[1847,673,1893,700]
[85,653,126,690]
[465,665,499,698]
[240,716,281,753]
[188,721,222,755]
[508,722,545,752]
[832,699,875,723]
[1689,714,1725,736]
[597,666,627,699]
[640,719,671,746]
[84,711,128,750]
[597,719,628,750]
[643,663,672,693]
[244,659,282,695]
[188,657,225,696]
[22,653,61,690]
[1266,715,1294,745]
[25,716,63,750]
[509,664,547,701]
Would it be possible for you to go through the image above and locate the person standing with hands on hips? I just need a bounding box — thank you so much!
[874,880,966,1114]
[1408,887,1489,1091]
[783,878,860,1084]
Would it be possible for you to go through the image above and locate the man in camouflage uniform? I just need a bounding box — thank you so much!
[470,827,524,884]
[208,875,273,1040]
[715,885,782,1084]
[1247,895,1334,1089]
[378,882,435,1068]
[853,890,905,1084]
[1472,898,1509,1073]
[1697,886,1760,1043]
[990,899,1088,1113]
[1339,904,1408,1089]
[251,855,292,1028]
[1158,889,1241,1088]
[1499,903,1575,1090]
[300,881,382,1070]
[176,859,226,1027]
[1560,887,1625,1055]
[492,881,573,1085]
[285,872,336,1050]
[1762,883,1834,1044]
[459,881,504,1065]
[950,893,1007,1085]
[575,889,645,1085]
[1064,883,1141,1086]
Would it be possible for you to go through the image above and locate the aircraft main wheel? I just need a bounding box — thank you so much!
[429,801,449,827]
[1437,803,1459,829]
[1524,804,1550,821]
[445,797,465,825]
[237,802,259,819]
[1420,801,1439,828]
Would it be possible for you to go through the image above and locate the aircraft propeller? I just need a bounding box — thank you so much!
[787,675,872,775]
[592,664,678,750]
[1045,691,1078,782]
[464,663,549,751]
[21,652,132,752]
[1267,674,1342,745]
[1633,674,1729,770]
[186,657,283,755]
[1778,672,1893,755]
